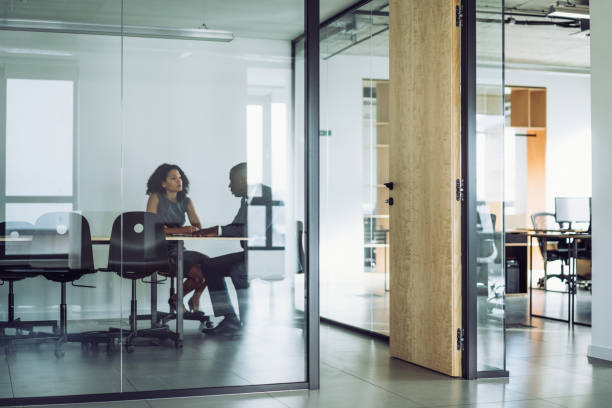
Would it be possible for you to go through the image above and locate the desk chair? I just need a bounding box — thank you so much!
[31,212,99,357]
[531,212,571,289]
[0,221,58,342]
[106,212,180,351]
[476,206,504,320]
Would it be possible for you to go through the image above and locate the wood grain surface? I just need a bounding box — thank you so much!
[388,0,462,377]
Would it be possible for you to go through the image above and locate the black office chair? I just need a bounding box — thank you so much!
[0,221,58,340]
[106,212,180,351]
[531,212,571,289]
[30,212,98,357]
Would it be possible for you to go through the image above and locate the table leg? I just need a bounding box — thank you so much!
[151,272,157,327]
[570,238,577,327]
[176,240,184,342]
[529,235,533,322]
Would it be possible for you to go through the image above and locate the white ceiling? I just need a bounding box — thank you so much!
[0,0,591,68]
[0,0,359,40]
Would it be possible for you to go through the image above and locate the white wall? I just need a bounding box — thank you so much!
[505,69,592,214]
[588,0,612,362]
[319,54,388,283]
[0,30,297,316]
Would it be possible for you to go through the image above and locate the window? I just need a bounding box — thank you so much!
[2,77,76,223]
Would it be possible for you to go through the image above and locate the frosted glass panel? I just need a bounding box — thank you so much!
[6,78,73,196]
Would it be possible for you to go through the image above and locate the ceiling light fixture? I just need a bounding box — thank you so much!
[547,5,590,20]
[0,19,234,42]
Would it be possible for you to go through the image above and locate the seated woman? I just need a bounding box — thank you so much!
[146,163,207,312]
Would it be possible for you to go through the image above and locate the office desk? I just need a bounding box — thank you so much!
[527,231,591,326]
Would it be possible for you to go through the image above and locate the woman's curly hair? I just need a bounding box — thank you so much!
[146,163,190,201]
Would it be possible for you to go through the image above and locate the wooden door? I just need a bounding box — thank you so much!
[388,0,462,376]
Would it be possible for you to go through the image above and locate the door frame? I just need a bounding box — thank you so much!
[460,0,509,380]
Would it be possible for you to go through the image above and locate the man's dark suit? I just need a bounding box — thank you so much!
[203,184,273,323]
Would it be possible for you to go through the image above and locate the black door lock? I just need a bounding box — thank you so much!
[384,182,394,190]
[385,197,394,206]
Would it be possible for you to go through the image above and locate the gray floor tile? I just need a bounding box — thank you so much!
[505,372,612,399]
[431,399,564,407]
[147,394,287,408]
[270,364,420,408]
[381,379,531,406]
[545,392,612,408]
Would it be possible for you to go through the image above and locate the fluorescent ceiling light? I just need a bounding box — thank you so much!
[547,6,590,20]
[0,47,73,56]
[0,19,234,42]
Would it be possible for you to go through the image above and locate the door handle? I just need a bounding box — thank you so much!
[384,182,394,190]
[385,197,394,206]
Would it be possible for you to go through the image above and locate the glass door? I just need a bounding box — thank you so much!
[462,0,507,378]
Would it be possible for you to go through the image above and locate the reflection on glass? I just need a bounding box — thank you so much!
[298,0,390,335]
[475,1,506,372]
[1,0,306,400]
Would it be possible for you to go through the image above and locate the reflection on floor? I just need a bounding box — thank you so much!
[531,288,591,325]
[0,279,306,399]
[318,273,389,335]
[6,318,610,408]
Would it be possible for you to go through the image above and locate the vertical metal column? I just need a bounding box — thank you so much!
[305,0,320,391]
[461,0,478,380]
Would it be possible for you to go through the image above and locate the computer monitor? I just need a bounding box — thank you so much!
[555,197,591,226]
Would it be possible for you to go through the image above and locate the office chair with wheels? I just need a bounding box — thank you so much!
[531,212,571,289]
[30,212,99,357]
[106,212,180,351]
[0,221,58,342]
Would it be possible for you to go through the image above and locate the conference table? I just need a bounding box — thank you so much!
[1,234,248,345]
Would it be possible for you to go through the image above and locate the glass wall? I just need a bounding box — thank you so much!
[0,0,307,401]
[295,0,390,335]
[474,0,506,373]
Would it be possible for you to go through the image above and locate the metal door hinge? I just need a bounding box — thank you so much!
[456,178,464,202]
[456,4,464,27]
[456,328,465,350]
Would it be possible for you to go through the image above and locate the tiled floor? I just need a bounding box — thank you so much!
[3,317,611,408]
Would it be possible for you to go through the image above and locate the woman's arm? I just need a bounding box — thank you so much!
[146,194,159,213]
[186,200,202,229]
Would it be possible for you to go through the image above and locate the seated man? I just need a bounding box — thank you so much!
[197,162,269,334]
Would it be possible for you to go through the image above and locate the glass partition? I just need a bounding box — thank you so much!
[1,0,308,402]
[295,0,390,336]
[474,0,506,373]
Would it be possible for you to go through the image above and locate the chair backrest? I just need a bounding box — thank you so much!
[31,212,95,281]
[531,212,558,231]
[531,212,561,261]
[107,211,168,279]
[1,221,36,273]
